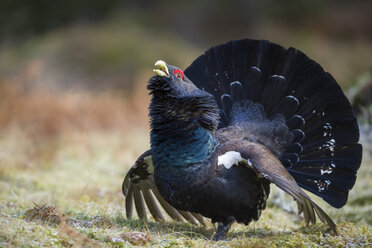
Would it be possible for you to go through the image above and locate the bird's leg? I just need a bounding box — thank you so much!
[212,217,235,241]
[212,222,231,241]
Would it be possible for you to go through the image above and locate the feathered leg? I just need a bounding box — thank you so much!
[212,217,235,241]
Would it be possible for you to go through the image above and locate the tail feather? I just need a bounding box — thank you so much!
[278,47,297,79]
[184,39,362,208]
[262,75,287,114]
[286,115,305,130]
[300,143,362,171]
[290,172,354,208]
[219,109,229,127]
[302,120,360,152]
[286,143,303,154]
[280,153,299,163]
[292,130,305,144]
[272,95,299,118]
[254,40,280,76]
[244,67,263,102]
[288,166,357,191]
[230,81,243,102]
[221,94,234,117]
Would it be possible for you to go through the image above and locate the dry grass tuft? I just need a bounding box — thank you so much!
[24,203,61,226]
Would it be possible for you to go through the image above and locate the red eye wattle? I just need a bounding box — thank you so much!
[174,69,184,80]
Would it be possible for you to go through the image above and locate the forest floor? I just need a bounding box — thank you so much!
[0,89,371,248]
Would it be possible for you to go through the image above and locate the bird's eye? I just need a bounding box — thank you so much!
[173,69,184,80]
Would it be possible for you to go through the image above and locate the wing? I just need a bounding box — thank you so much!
[219,140,337,234]
[122,150,206,226]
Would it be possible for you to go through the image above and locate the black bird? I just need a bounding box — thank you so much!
[122,39,362,240]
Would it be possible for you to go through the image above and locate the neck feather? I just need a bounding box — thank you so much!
[149,93,219,169]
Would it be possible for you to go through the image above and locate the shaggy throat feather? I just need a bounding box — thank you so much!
[151,123,218,168]
[149,99,219,168]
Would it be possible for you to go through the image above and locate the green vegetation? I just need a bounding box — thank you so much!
[0,119,371,247]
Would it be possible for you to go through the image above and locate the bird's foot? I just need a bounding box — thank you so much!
[212,222,231,241]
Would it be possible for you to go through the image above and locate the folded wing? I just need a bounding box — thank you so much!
[220,140,337,234]
[122,150,206,226]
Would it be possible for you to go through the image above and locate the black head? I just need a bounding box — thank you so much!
[148,60,201,97]
[148,60,219,132]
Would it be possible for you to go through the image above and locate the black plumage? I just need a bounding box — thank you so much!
[122,39,362,240]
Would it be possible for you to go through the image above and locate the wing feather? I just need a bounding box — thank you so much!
[178,210,200,225]
[192,213,207,226]
[221,141,337,234]
[133,188,147,219]
[125,184,134,219]
[142,189,165,221]
[122,150,207,225]
[151,187,185,222]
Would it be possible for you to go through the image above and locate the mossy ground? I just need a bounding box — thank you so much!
[0,124,371,247]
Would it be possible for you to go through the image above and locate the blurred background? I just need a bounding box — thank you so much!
[1,1,372,246]
[1,0,372,136]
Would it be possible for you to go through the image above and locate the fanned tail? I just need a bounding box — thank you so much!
[184,39,362,208]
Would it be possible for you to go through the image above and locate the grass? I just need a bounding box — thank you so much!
[0,85,371,247]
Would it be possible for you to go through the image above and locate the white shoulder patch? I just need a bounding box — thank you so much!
[218,151,243,169]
